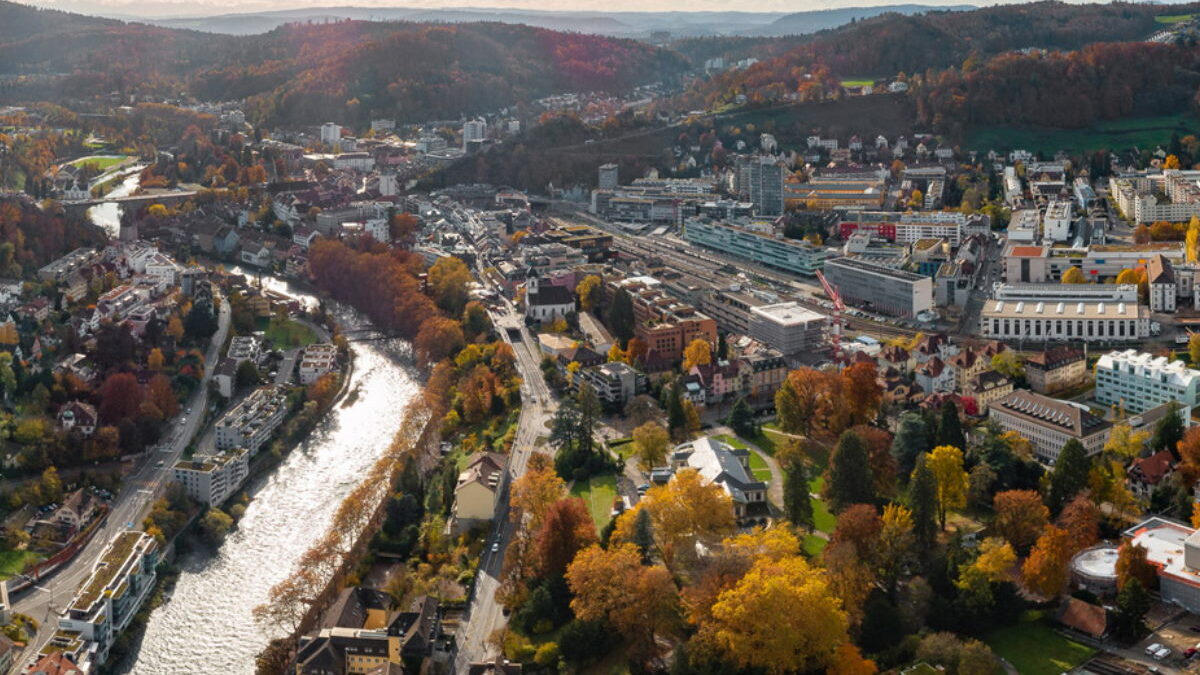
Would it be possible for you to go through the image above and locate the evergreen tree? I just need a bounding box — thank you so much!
[1112,577,1152,642]
[783,456,814,531]
[666,380,686,439]
[726,397,757,438]
[1047,438,1091,514]
[577,382,601,456]
[632,508,654,564]
[937,399,966,450]
[827,430,875,512]
[892,412,930,480]
[717,332,728,360]
[607,288,635,345]
[1154,402,1184,456]
[909,454,939,551]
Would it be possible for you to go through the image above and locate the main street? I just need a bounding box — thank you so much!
[8,295,230,674]
[453,292,556,672]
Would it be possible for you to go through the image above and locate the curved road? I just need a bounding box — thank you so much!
[8,294,230,674]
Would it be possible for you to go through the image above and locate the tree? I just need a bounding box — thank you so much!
[682,338,712,371]
[1133,223,1151,245]
[1061,266,1086,284]
[908,455,939,550]
[640,468,735,567]
[39,466,62,503]
[575,275,601,312]
[1191,333,1200,368]
[200,508,234,544]
[535,497,598,578]
[1105,424,1150,461]
[510,455,566,531]
[1112,577,1152,642]
[936,400,966,450]
[1048,439,1091,514]
[98,372,143,424]
[700,554,851,674]
[726,397,757,438]
[607,288,635,344]
[1188,216,1200,264]
[971,537,1017,582]
[166,315,185,341]
[775,368,831,437]
[1153,402,1185,455]
[147,347,165,371]
[414,316,465,364]
[782,456,814,531]
[666,380,687,441]
[926,445,968,530]
[892,412,930,479]
[427,256,472,315]
[828,643,878,675]
[631,421,670,470]
[842,362,882,426]
[831,504,882,558]
[1165,154,1182,170]
[1021,525,1072,597]
[992,490,1049,553]
[1057,494,1100,553]
[991,350,1024,379]
[827,431,875,512]
[1115,542,1157,591]
[235,359,261,389]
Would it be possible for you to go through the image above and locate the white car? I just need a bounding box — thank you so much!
[1147,643,1163,656]
[1155,647,1171,661]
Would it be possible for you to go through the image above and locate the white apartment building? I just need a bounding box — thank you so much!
[320,122,342,146]
[215,385,288,455]
[1043,199,1072,242]
[49,531,159,669]
[1095,349,1200,414]
[227,335,261,365]
[174,448,250,506]
[988,390,1111,465]
[980,299,1149,344]
[462,118,486,150]
[299,342,339,385]
[1007,209,1040,242]
[1112,171,1200,223]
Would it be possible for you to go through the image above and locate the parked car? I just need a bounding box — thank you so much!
[1147,643,1163,656]
[1154,647,1171,661]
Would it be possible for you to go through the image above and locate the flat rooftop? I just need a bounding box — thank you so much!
[751,302,826,326]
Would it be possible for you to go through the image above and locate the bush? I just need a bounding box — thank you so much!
[534,642,560,666]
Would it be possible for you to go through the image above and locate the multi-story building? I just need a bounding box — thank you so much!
[1112,171,1200,223]
[579,362,644,406]
[748,302,827,355]
[684,218,832,276]
[737,156,785,216]
[296,594,439,675]
[612,276,718,361]
[980,298,1149,344]
[1024,346,1087,394]
[48,531,159,669]
[214,385,288,455]
[839,212,970,247]
[319,122,342,146]
[992,282,1138,303]
[1095,349,1200,415]
[598,163,619,190]
[698,289,762,335]
[1148,254,1177,312]
[1123,518,1200,614]
[462,118,486,150]
[1043,199,1073,242]
[298,343,339,385]
[988,389,1111,464]
[791,175,886,210]
[173,447,250,506]
[1003,242,1185,283]
[226,335,261,365]
[743,351,788,400]
[822,257,934,318]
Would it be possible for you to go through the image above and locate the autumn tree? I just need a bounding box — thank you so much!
[831,504,882,559]
[992,490,1049,554]
[1188,216,1200,264]
[775,368,830,437]
[413,316,465,365]
[1021,525,1072,598]
[535,497,598,578]
[1057,494,1100,553]
[631,421,670,470]
[877,503,915,592]
[682,338,712,371]
[510,454,566,531]
[575,275,601,312]
[1060,266,1086,284]
[927,445,968,530]
[842,362,882,427]
[1115,542,1157,591]
[427,255,472,315]
[98,372,143,424]
[1133,224,1151,245]
[827,431,875,512]
[639,468,736,567]
[147,347,165,371]
[1104,424,1150,461]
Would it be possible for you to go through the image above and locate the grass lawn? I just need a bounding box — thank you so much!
[1157,13,1194,23]
[984,610,1095,675]
[840,78,875,87]
[747,452,772,482]
[751,430,779,456]
[261,317,317,350]
[807,475,836,533]
[802,534,828,557]
[0,548,41,580]
[67,155,127,171]
[967,112,1200,155]
[570,473,617,531]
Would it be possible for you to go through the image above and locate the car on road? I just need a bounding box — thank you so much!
[156,460,165,467]
[186,407,192,414]
[1147,643,1164,656]
[491,542,500,553]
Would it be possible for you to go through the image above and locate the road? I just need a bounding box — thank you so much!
[452,294,556,672]
[8,295,230,674]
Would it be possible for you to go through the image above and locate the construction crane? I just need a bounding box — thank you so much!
[814,269,845,364]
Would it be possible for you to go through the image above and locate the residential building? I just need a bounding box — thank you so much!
[822,257,934,318]
[988,389,1111,464]
[1006,209,1040,243]
[915,356,956,394]
[748,302,827,355]
[684,218,832,276]
[1024,346,1087,394]
[226,335,261,365]
[668,437,768,519]
[173,448,250,506]
[320,122,342,146]
[1148,254,1177,312]
[980,298,1149,344]
[1123,518,1200,614]
[1128,450,1175,499]
[1043,199,1073,242]
[55,490,98,530]
[49,531,159,668]
[579,362,643,406]
[611,276,717,362]
[213,358,237,398]
[453,452,506,527]
[1095,349,1200,415]
[598,163,619,190]
[214,385,288,454]
[698,289,761,335]
[1112,171,1200,223]
[462,118,486,150]
[965,371,1013,414]
[298,342,339,385]
[742,351,788,400]
[295,593,439,675]
[737,156,785,216]
[26,653,84,675]
[58,401,97,437]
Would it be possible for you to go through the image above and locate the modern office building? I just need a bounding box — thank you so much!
[214,385,288,454]
[1124,518,1200,614]
[748,302,828,355]
[1095,349,1200,415]
[173,447,250,506]
[739,156,785,216]
[822,257,934,318]
[684,218,832,276]
[988,389,1111,465]
[598,163,619,190]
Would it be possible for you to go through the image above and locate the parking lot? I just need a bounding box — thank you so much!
[1136,607,1200,672]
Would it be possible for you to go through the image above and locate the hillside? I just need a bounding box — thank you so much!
[0,1,689,126]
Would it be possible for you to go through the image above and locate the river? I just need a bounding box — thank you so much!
[116,279,420,675]
[86,168,145,239]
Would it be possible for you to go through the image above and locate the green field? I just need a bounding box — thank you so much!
[714,434,773,481]
[840,79,875,88]
[0,548,41,580]
[967,113,1200,155]
[261,317,317,350]
[570,473,618,530]
[1156,13,1194,23]
[67,155,128,171]
[984,610,1095,675]
[803,534,828,556]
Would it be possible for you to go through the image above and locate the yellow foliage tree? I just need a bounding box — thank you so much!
[509,455,566,531]
[147,348,165,371]
[926,445,968,529]
[971,537,1017,582]
[682,338,712,372]
[1021,525,1072,597]
[1188,216,1200,263]
[1166,154,1182,170]
[641,468,735,566]
[1061,266,1086,284]
[1104,424,1150,461]
[632,421,671,470]
[575,275,601,312]
[607,343,626,363]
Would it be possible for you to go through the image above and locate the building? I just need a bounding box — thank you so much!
[1147,254,1177,312]
[58,401,97,437]
[1123,518,1200,614]
[988,389,1111,464]
[1128,450,1175,499]
[748,302,827,355]
[453,452,506,527]
[579,362,643,406]
[320,122,342,146]
[298,342,339,385]
[227,335,261,365]
[296,593,439,675]
[214,385,288,455]
[992,282,1138,304]
[1112,171,1200,223]
[668,437,767,520]
[1095,349,1200,415]
[524,276,575,322]
[1024,346,1087,394]
[965,371,1013,414]
[26,653,84,675]
[173,448,250,506]
[598,163,618,190]
[822,257,934,318]
[684,218,832,276]
[462,118,486,150]
[737,156,784,216]
[980,298,1149,344]
[1043,199,1073,242]
[49,531,158,669]
[612,276,717,361]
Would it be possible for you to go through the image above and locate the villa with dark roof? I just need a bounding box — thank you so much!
[668,437,768,520]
